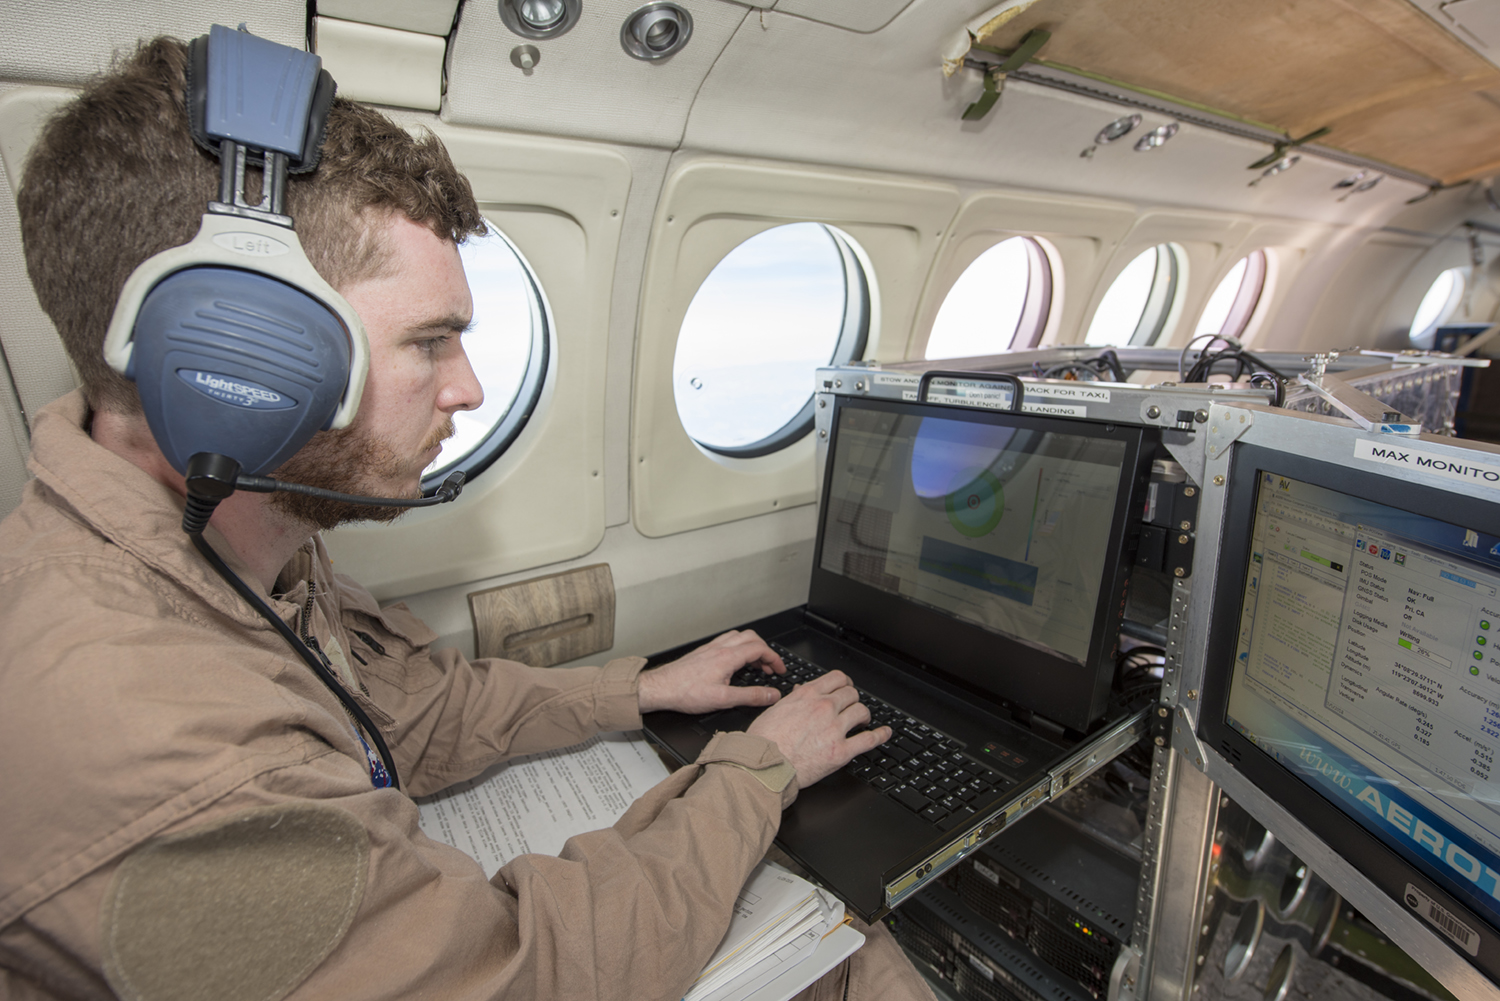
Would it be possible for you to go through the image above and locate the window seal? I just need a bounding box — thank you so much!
[419,230,551,493]
[1130,244,1180,346]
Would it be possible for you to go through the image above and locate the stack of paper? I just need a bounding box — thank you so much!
[416,732,864,1001]
[684,862,860,1001]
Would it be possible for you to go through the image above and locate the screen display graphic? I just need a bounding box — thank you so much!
[1225,471,1500,945]
[818,407,1126,665]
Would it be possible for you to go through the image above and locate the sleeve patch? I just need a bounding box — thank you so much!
[101,803,369,1001]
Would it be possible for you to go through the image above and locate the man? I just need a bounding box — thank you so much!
[0,35,932,1001]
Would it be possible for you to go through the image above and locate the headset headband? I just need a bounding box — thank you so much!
[101,25,370,476]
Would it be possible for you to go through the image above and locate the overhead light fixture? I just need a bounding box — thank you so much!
[621,2,692,61]
[1081,114,1141,158]
[1338,175,1383,202]
[1133,122,1179,152]
[499,0,580,40]
[1249,155,1300,187]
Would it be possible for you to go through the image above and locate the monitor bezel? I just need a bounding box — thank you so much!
[809,395,1153,732]
[1198,442,1500,982]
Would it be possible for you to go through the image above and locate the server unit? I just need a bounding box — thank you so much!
[889,883,1095,1001]
[944,803,1141,998]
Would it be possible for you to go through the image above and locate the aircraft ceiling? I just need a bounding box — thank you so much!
[978,0,1500,185]
[1,0,1490,227]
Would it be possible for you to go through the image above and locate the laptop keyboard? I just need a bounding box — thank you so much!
[728,642,1015,827]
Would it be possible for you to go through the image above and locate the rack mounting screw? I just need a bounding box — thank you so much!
[1146,405,1161,419]
[1213,475,1225,486]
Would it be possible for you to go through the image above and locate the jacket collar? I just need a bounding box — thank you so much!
[26,391,304,629]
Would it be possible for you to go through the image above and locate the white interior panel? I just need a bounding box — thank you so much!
[1095,210,1258,348]
[316,0,458,36]
[443,0,749,148]
[772,0,918,33]
[601,147,673,528]
[631,155,959,538]
[324,121,631,599]
[1295,231,1439,352]
[0,88,78,431]
[1210,219,1332,348]
[908,189,1139,358]
[398,506,819,663]
[0,1,304,85]
[1374,228,1497,341]
[312,18,446,112]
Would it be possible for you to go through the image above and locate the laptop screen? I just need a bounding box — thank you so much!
[810,398,1149,729]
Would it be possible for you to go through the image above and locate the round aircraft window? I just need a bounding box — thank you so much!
[1408,266,1468,344]
[673,222,869,457]
[421,221,549,489]
[926,236,1053,359]
[1085,244,1182,347]
[1193,251,1267,344]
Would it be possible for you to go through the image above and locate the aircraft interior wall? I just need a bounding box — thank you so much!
[0,0,1496,668]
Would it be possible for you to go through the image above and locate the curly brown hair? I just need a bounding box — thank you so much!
[17,36,485,415]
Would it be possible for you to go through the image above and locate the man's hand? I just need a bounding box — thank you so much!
[747,671,890,787]
[636,630,786,715]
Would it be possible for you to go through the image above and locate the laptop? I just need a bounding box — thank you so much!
[644,390,1157,919]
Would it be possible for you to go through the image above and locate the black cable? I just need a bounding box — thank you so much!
[1096,349,1126,382]
[189,530,401,790]
[180,452,406,789]
[1249,372,1286,407]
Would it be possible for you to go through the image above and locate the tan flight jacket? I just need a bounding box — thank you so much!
[0,392,798,1000]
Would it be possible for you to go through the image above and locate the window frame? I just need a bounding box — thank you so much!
[420,223,552,493]
[677,223,870,460]
[924,235,1054,358]
[1128,243,1181,346]
[1190,249,1268,346]
[1407,266,1469,345]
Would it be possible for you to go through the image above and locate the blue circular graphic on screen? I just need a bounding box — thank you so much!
[910,417,1017,499]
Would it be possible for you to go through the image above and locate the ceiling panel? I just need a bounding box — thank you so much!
[680,0,1425,223]
[975,0,1500,183]
[443,0,748,148]
[773,0,917,33]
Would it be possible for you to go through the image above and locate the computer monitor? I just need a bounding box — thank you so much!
[810,397,1153,731]
[1200,442,1500,981]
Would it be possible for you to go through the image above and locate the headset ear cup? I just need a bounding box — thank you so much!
[129,267,352,476]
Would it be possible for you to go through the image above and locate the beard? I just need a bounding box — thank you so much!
[269,417,455,530]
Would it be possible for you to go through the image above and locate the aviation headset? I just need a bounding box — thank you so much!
[98,25,469,789]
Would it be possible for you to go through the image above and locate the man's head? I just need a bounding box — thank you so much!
[18,36,488,526]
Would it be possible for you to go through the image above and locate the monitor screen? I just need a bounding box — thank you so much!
[1202,444,1500,974]
[810,398,1150,730]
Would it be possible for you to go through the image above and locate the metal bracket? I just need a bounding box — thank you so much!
[961,29,1051,120]
[1172,703,1209,771]
[1203,405,1255,465]
[1111,943,1144,1001]
[1049,707,1149,798]
[1161,577,1192,704]
[1296,365,1422,434]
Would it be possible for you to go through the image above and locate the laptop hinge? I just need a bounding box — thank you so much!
[803,608,844,637]
[1026,711,1067,739]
